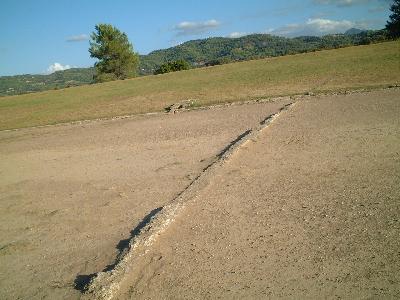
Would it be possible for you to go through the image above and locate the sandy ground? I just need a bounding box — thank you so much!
[0,99,292,299]
[0,89,399,299]
[111,89,399,299]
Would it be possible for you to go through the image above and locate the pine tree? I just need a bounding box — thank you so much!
[89,24,139,82]
[386,0,400,38]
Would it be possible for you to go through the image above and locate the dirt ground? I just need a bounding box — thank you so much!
[0,89,399,299]
[113,89,400,299]
[0,99,292,299]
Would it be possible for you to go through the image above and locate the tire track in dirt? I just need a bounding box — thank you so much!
[82,102,296,300]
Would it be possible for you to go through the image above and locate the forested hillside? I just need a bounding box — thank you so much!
[0,29,388,96]
[0,68,95,96]
[138,29,387,74]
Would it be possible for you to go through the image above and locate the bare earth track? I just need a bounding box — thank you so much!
[0,97,292,299]
[0,89,399,299]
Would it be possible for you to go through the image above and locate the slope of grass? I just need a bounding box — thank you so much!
[0,41,399,130]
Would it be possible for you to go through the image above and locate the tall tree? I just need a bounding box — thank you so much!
[386,0,400,38]
[89,24,139,82]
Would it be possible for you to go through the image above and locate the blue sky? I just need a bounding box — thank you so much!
[0,0,392,76]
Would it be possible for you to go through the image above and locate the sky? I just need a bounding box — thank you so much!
[0,0,393,76]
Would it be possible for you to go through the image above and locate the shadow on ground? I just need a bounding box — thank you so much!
[74,207,163,292]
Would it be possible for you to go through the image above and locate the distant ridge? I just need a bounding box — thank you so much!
[0,29,388,96]
[345,28,366,35]
[0,68,95,96]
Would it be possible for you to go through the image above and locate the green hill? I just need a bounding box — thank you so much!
[138,30,387,74]
[0,41,399,130]
[0,68,95,97]
[0,30,388,97]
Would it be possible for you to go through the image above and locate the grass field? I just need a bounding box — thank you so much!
[0,41,399,130]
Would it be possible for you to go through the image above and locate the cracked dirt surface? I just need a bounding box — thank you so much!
[0,98,292,299]
[111,89,400,299]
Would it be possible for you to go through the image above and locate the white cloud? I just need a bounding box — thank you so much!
[307,18,355,32]
[368,0,392,12]
[313,0,371,6]
[46,62,71,74]
[170,40,183,47]
[173,19,221,36]
[269,18,364,37]
[66,34,89,42]
[313,0,390,7]
[228,32,247,38]
[368,5,386,12]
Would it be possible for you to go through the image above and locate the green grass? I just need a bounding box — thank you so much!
[1,41,399,130]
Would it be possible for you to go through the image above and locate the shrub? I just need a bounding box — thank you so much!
[154,59,190,75]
